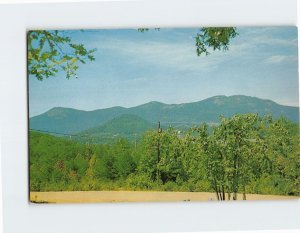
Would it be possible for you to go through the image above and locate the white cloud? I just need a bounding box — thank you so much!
[239,27,298,47]
[88,27,298,74]
[263,55,298,64]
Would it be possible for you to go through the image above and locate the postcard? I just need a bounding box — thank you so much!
[28,27,299,203]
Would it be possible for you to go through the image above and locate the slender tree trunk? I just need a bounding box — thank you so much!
[226,180,231,200]
[213,178,219,200]
[216,192,220,201]
[222,185,225,200]
[233,152,239,200]
[218,187,222,200]
[157,121,161,182]
[218,149,226,201]
[243,183,246,200]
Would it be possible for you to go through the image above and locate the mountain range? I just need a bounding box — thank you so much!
[30,95,299,138]
[77,114,156,142]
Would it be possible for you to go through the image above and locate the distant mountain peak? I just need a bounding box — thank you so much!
[200,95,280,105]
[133,101,166,109]
[151,100,163,103]
[30,95,299,136]
[45,107,75,118]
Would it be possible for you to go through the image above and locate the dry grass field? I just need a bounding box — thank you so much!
[30,191,299,203]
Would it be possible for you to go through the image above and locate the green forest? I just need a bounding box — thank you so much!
[29,113,300,200]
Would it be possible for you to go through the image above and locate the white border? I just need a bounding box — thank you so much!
[0,1,299,233]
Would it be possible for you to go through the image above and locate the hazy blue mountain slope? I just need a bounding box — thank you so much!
[30,106,126,134]
[30,95,299,134]
[130,95,299,127]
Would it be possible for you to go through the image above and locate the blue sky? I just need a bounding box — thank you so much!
[29,27,299,117]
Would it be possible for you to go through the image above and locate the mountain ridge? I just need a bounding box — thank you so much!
[30,95,299,134]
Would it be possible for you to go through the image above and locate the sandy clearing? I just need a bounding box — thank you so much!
[29,191,299,203]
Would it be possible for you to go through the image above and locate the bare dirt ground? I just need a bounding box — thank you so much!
[29,191,299,203]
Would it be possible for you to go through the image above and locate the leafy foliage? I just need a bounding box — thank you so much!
[29,114,300,199]
[195,27,238,56]
[28,28,236,81]
[28,30,96,80]
[138,27,238,56]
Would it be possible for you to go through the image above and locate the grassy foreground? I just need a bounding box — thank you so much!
[30,191,299,203]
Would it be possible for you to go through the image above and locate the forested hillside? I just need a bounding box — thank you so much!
[29,114,300,199]
[76,114,156,143]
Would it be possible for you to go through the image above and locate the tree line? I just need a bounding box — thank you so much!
[29,113,300,200]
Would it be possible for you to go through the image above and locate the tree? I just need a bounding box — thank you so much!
[113,139,136,179]
[154,128,186,184]
[195,27,238,55]
[29,117,299,196]
[28,30,96,80]
[139,27,238,56]
[192,114,295,200]
[28,28,237,81]
[137,130,161,181]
